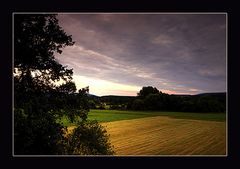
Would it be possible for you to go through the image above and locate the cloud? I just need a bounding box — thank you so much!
[56,14,227,95]
[189,88,201,92]
[198,68,226,78]
[151,34,174,45]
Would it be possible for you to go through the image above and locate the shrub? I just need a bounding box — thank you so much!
[64,120,115,155]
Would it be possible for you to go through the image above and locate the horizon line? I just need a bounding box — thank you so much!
[87,91,227,97]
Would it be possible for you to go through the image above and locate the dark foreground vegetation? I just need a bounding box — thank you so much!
[14,14,114,155]
[88,86,226,113]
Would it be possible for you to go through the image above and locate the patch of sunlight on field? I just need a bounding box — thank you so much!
[101,116,226,156]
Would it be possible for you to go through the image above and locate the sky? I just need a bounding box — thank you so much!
[55,13,227,96]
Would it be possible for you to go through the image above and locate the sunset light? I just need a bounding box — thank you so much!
[54,13,226,96]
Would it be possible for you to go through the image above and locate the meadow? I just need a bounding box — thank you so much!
[88,109,226,122]
[61,109,226,155]
[59,109,226,126]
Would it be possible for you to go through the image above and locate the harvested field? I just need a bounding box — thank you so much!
[101,116,226,155]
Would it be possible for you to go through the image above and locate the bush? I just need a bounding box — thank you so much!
[64,120,115,155]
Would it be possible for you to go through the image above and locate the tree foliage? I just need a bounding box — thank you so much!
[15,14,74,74]
[131,99,144,110]
[137,86,160,98]
[14,14,114,155]
[129,86,226,112]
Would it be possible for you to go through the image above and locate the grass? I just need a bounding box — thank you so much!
[88,109,226,122]
[102,116,226,155]
[59,109,226,126]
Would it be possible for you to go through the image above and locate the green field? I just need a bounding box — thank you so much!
[59,109,226,126]
[63,109,226,155]
[88,109,226,122]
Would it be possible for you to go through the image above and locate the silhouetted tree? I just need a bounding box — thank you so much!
[137,86,160,98]
[14,14,114,155]
[144,94,161,110]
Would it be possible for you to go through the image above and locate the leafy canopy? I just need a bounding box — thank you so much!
[14,14,114,155]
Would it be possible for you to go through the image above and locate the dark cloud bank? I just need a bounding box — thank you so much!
[55,13,226,95]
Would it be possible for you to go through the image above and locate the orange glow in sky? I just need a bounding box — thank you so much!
[72,75,141,96]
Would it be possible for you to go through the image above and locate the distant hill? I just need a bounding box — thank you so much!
[195,92,226,97]
[87,94,136,99]
[171,92,226,103]
[87,93,100,99]
[90,92,226,99]
[87,92,226,103]
[171,92,226,97]
[101,95,136,99]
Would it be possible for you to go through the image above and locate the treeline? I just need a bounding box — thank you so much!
[88,86,226,113]
[88,95,135,110]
